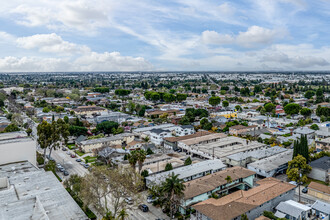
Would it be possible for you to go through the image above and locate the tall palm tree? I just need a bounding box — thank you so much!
[162,173,186,219]
[117,209,129,220]
[128,151,138,169]
[136,149,146,173]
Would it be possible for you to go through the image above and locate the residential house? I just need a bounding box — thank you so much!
[192,177,296,220]
[72,105,107,117]
[293,127,315,140]
[163,131,211,150]
[275,200,311,220]
[180,167,255,214]
[308,182,330,201]
[148,128,173,145]
[308,156,330,183]
[315,137,330,152]
[145,159,226,188]
[175,125,195,136]
[247,149,293,177]
[229,125,258,136]
[77,133,136,153]
[311,200,330,220]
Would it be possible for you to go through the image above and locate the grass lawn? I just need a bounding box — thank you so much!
[75,150,85,157]
[67,144,76,150]
[83,156,97,163]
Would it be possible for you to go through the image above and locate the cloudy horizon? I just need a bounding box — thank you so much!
[1,0,330,72]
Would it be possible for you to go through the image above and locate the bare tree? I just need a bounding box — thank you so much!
[80,166,143,218]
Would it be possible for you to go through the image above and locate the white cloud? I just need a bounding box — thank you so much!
[16,33,90,54]
[202,26,287,48]
[74,51,153,71]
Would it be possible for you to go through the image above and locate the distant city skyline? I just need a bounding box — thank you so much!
[1,0,330,72]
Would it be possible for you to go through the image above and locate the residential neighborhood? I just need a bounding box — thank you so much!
[0,72,329,220]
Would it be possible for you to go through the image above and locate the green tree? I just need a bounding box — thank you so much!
[69,125,87,136]
[165,163,173,171]
[264,103,275,113]
[96,121,119,135]
[184,157,192,166]
[161,173,186,219]
[117,209,129,220]
[209,96,221,107]
[128,149,147,173]
[304,90,315,99]
[222,100,229,108]
[37,120,52,160]
[4,123,20,132]
[300,108,312,118]
[293,135,309,161]
[286,155,312,202]
[64,116,69,123]
[26,128,32,136]
[241,214,249,220]
[284,103,301,115]
[42,107,50,113]
[310,124,319,130]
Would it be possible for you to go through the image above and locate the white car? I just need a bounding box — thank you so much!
[125,197,133,205]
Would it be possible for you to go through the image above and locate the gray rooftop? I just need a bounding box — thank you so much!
[276,200,310,219]
[79,132,136,145]
[134,123,176,133]
[311,200,330,215]
[309,156,330,171]
[227,146,288,161]
[145,159,226,186]
[248,149,293,172]
[0,161,87,220]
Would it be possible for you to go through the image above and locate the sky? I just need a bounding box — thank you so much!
[0,0,330,72]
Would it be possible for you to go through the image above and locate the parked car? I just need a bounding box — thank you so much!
[80,162,85,166]
[138,204,149,212]
[59,167,65,172]
[66,151,71,155]
[302,187,308,193]
[63,171,69,176]
[84,164,90,169]
[147,195,157,203]
[76,158,81,162]
[62,147,67,151]
[56,163,62,169]
[125,197,133,205]
[70,154,76,158]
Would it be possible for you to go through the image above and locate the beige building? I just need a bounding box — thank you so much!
[315,137,330,152]
[308,182,330,201]
[77,133,136,153]
[0,131,36,166]
[72,105,107,116]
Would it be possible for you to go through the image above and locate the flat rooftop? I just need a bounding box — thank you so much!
[179,133,227,146]
[145,159,226,186]
[185,136,266,159]
[0,131,28,142]
[227,146,288,161]
[0,161,87,220]
[247,150,293,172]
[164,131,211,143]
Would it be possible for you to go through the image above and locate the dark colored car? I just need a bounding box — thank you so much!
[70,154,76,158]
[84,164,90,169]
[76,158,82,162]
[63,171,69,176]
[302,187,308,193]
[59,167,65,172]
[62,147,67,151]
[138,204,149,212]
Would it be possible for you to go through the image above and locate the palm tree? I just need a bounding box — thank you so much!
[162,173,186,219]
[128,151,138,170]
[136,149,147,173]
[117,209,129,220]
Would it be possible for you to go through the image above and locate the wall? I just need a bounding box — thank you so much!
[308,188,330,201]
[0,138,36,166]
[308,168,328,182]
